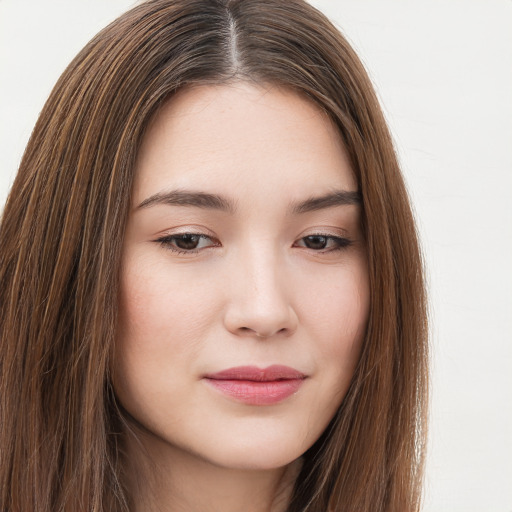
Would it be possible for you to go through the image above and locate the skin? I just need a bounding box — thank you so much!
[114,83,370,512]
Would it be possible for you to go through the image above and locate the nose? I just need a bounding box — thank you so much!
[223,248,298,339]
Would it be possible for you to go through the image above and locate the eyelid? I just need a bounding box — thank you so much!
[292,226,354,252]
[152,226,354,255]
[294,234,352,249]
[154,224,217,236]
[297,226,350,239]
[153,226,221,254]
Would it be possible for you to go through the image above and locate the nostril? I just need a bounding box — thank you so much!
[238,327,290,338]
[224,301,299,339]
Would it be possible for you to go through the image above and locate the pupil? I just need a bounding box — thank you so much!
[305,235,327,249]
[176,234,200,250]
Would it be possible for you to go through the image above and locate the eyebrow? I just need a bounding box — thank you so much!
[137,189,236,213]
[291,190,362,213]
[136,188,361,214]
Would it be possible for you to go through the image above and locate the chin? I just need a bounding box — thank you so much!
[191,431,311,472]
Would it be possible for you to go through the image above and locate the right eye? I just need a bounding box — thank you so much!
[155,233,219,254]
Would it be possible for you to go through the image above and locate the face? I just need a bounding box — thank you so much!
[114,83,370,471]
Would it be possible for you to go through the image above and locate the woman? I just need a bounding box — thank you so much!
[0,0,428,511]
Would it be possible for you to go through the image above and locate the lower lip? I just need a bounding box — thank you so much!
[204,378,304,405]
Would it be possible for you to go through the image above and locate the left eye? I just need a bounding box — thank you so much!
[156,233,217,252]
[295,235,352,251]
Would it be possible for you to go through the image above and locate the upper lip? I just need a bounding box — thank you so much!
[204,365,306,381]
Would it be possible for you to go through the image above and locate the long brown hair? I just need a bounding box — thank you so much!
[0,1,428,510]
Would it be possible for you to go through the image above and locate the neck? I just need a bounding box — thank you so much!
[124,428,301,512]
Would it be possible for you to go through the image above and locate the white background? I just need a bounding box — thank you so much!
[1,1,511,510]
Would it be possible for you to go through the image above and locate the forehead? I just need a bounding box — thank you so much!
[133,82,357,205]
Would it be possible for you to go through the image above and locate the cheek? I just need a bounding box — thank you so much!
[302,261,370,389]
[113,256,220,407]
[302,261,370,344]
[117,255,218,348]
[291,262,369,444]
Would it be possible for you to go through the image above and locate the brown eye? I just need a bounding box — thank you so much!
[303,235,328,250]
[295,235,352,252]
[173,234,201,250]
[155,233,218,253]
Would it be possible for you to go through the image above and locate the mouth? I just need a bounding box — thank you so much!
[203,365,306,405]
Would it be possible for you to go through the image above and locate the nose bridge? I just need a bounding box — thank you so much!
[224,240,297,338]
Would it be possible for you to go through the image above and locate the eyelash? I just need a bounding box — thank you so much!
[154,232,353,255]
[294,234,353,252]
[155,233,219,255]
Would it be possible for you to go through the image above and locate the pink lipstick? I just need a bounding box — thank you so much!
[203,365,306,405]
